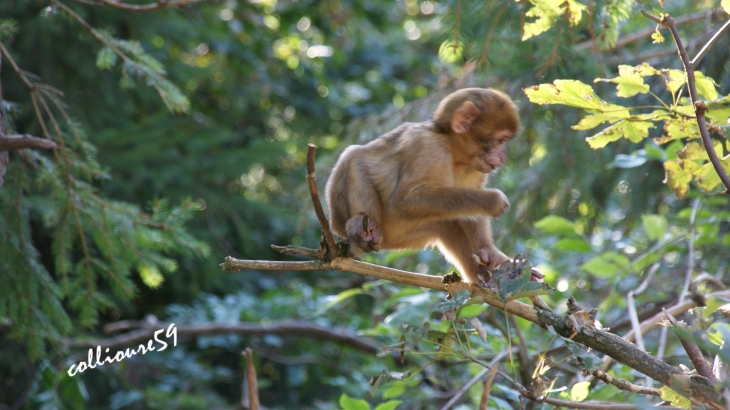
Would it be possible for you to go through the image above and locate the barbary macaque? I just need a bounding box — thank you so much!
[325,88,527,283]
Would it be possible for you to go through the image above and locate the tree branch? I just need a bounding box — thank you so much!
[590,369,660,396]
[306,144,338,258]
[642,10,730,192]
[67,320,381,355]
[73,0,204,11]
[692,18,730,66]
[664,310,718,384]
[0,134,58,150]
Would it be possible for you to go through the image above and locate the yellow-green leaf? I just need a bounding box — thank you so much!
[522,0,581,41]
[695,72,719,101]
[96,47,118,70]
[662,69,685,95]
[573,111,630,130]
[586,120,652,149]
[723,0,730,14]
[570,381,591,402]
[608,65,650,97]
[581,252,629,277]
[655,118,700,144]
[695,154,730,192]
[524,80,624,111]
[651,28,665,43]
[659,386,691,409]
[139,264,164,288]
[663,159,700,199]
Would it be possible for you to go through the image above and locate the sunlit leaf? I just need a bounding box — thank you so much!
[524,80,625,111]
[708,323,730,345]
[595,65,650,97]
[570,381,591,402]
[662,69,685,95]
[522,0,586,40]
[655,118,700,144]
[586,120,652,149]
[573,111,630,130]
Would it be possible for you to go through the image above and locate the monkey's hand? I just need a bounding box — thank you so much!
[484,189,510,217]
[474,246,509,274]
[345,215,382,253]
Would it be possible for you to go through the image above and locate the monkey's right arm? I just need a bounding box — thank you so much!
[325,146,383,253]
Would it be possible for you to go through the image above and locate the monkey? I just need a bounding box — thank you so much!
[325,88,534,284]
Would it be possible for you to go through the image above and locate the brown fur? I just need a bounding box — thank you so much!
[325,88,519,283]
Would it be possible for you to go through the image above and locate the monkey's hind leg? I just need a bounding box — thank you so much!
[325,147,383,254]
[433,220,489,284]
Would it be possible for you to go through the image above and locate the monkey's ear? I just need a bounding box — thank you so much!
[450,101,480,134]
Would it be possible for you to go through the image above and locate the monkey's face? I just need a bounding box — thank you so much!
[473,129,513,173]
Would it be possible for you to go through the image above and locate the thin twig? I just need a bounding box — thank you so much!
[243,348,260,410]
[306,144,338,258]
[590,369,660,396]
[627,263,659,352]
[680,198,700,302]
[692,19,730,66]
[642,10,730,192]
[439,350,509,410]
[479,364,499,410]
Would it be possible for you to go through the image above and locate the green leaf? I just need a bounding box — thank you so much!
[703,297,730,319]
[457,304,487,318]
[586,120,653,149]
[96,47,118,70]
[319,288,363,314]
[492,259,551,303]
[570,381,591,402]
[340,394,370,410]
[374,400,402,410]
[641,214,667,240]
[534,215,576,235]
[659,386,691,409]
[381,385,405,399]
[430,290,471,313]
[581,252,629,277]
[708,323,730,346]
[554,238,591,252]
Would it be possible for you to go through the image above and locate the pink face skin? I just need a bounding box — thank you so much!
[474,130,513,173]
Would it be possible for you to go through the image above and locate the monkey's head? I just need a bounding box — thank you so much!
[433,88,519,173]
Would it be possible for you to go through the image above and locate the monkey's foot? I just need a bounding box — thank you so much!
[345,215,382,252]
